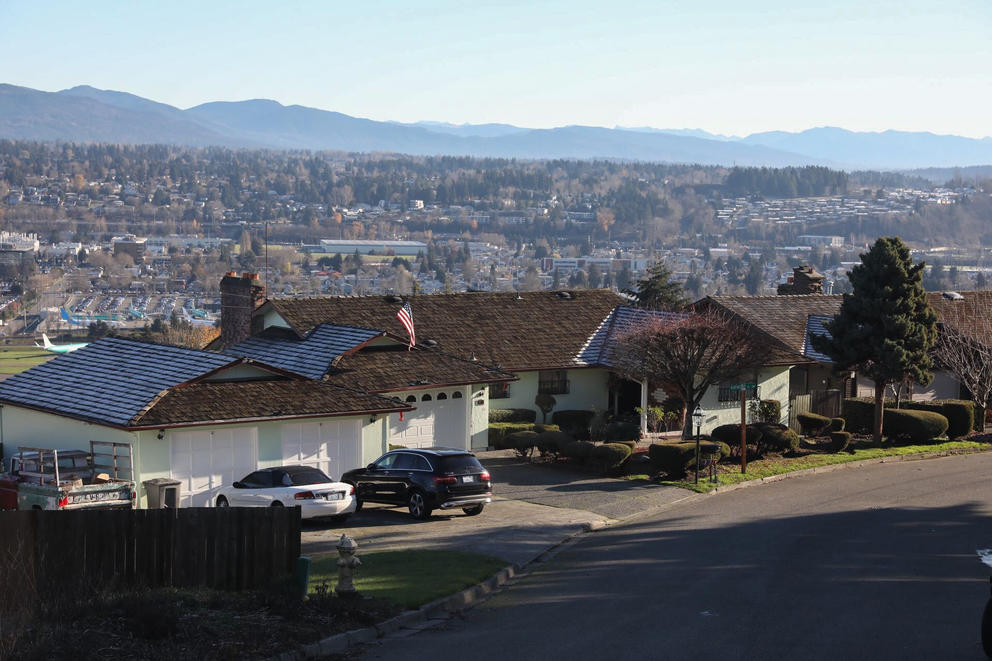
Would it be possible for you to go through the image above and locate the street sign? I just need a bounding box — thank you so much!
[728,383,756,392]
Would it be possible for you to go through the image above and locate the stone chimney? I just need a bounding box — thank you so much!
[220,272,265,349]
[777,265,825,295]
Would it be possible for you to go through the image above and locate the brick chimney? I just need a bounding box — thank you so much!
[220,272,265,349]
[777,265,825,295]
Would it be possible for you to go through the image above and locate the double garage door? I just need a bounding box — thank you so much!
[170,420,362,508]
[389,389,467,449]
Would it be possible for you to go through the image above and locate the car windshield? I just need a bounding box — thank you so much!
[287,469,333,486]
[438,455,484,474]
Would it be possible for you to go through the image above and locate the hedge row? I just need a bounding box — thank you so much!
[490,423,559,449]
[842,398,972,439]
[489,408,537,424]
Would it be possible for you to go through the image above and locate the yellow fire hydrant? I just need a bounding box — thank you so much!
[336,533,361,597]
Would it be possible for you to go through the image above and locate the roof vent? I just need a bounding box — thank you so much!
[556,291,573,300]
[422,339,438,348]
[942,291,965,301]
[385,294,404,304]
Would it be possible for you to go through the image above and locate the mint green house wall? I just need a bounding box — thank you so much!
[695,366,792,434]
[490,368,611,422]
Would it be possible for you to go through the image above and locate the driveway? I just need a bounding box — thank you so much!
[300,450,689,566]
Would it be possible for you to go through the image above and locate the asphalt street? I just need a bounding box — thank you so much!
[360,452,992,661]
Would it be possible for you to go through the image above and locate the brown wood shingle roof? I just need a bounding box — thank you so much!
[325,346,516,393]
[263,290,625,371]
[133,380,412,428]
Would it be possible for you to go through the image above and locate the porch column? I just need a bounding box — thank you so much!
[640,379,649,435]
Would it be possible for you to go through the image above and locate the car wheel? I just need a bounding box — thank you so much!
[216,496,229,508]
[462,504,485,516]
[982,596,992,658]
[270,501,284,507]
[407,490,432,520]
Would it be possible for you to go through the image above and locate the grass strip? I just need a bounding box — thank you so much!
[308,549,507,608]
[0,346,54,375]
[660,441,990,493]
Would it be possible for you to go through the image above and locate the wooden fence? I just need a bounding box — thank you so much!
[790,389,844,429]
[0,507,301,599]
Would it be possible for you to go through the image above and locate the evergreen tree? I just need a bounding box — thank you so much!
[625,262,687,310]
[811,237,937,443]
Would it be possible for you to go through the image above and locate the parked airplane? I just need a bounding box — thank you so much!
[36,333,89,354]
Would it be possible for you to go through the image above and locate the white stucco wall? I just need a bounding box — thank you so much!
[695,366,792,434]
[856,370,961,401]
[490,368,611,422]
[470,385,489,449]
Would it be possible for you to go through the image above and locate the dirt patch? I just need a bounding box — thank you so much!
[2,585,401,661]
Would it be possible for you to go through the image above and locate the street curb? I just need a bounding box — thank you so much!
[704,446,990,495]
[275,564,520,660]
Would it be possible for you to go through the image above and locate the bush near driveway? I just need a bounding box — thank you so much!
[551,410,595,440]
[490,423,558,449]
[754,422,801,454]
[489,408,537,423]
[649,442,721,479]
[590,442,632,475]
[883,409,948,443]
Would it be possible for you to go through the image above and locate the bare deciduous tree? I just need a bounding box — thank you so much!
[932,316,992,425]
[612,309,769,438]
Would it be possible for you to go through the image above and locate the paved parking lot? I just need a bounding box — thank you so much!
[301,450,692,566]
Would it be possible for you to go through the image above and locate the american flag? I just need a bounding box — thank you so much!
[396,302,415,349]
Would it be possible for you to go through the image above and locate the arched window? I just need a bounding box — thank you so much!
[452,391,463,399]
[421,394,432,401]
[437,392,448,400]
[406,395,417,402]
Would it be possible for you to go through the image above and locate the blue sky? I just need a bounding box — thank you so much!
[3,0,990,137]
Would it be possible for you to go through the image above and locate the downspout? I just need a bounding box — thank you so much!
[640,379,649,436]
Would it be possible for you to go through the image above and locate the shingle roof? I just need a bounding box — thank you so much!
[324,346,517,393]
[133,380,412,428]
[576,306,686,367]
[263,289,625,371]
[0,337,235,427]
[927,290,992,346]
[225,323,382,379]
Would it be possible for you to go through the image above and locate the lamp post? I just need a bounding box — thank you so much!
[692,406,705,484]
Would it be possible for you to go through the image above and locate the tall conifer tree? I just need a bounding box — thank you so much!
[811,237,937,443]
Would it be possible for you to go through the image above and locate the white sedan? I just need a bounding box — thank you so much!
[215,465,357,521]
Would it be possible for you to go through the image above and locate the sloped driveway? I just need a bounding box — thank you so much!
[300,450,690,566]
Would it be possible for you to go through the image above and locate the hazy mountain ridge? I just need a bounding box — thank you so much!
[0,84,990,169]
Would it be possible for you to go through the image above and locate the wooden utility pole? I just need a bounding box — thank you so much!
[740,389,747,474]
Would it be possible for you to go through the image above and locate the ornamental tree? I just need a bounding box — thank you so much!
[624,261,687,311]
[811,237,937,443]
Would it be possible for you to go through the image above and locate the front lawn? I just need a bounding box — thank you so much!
[660,439,990,493]
[309,549,507,608]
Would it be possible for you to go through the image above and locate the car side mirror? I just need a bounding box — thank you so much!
[232,481,244,489]
[367,463,377,471]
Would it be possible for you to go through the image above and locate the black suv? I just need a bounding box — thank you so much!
[341,447,492,520]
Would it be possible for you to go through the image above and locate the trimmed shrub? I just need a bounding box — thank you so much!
[754,422,801,454]
[536,430,575,457]
[829,431,852,453]
[842,398,876,434]
[562,440,596,460]
[796,412,830,436]
[506,430,539,458]
[600,420,641,443]
[829,417,846,432]
[883,409,948,443]
[489,408,537,424]
[551,410,596,440]
[649,442,721,478]
[590,442,633,474]
[756,399,782,423]
[711,424,764,447]
[904,400,974,439]
[490,423,538,449]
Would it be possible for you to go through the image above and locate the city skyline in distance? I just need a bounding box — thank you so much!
[2,0,990,139]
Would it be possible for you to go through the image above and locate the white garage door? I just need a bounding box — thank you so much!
[389,390,467,449]
[281,419,362,478]
[171,428,257,508]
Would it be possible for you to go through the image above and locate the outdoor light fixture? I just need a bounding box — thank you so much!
[692,406,705,484]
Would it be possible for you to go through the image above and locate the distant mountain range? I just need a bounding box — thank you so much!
[1,83,990,170]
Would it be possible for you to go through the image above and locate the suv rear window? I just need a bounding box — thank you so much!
[438,455,484,474]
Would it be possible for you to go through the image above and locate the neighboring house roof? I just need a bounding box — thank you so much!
[261,289,625,371]
[225,323,383,380]
[701,294,843,363]
[0,337,235,427]
[576,305,686,367]
[133,380,412,428]
[325,346,517,393]
[927,290,992,346]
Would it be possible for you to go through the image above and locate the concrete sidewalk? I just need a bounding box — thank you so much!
[300,450,692,566]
